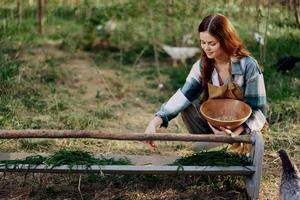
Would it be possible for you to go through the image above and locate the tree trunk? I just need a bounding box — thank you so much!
[256,0,261,32]
[165,0,172,41]
[262,0,271,64]
[293,0,300,28]
[38,0,45,34]
[75,0,80,17]
[29,0,34,6]
[16,0,22,24]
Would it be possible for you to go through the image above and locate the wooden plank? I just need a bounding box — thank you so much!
[0,164,255,175]
[0,153,255,175]
[38,0,45,34]
[0,130,253,144]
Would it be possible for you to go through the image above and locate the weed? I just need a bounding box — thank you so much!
[19,139,55,151]
[268,99,299,125]
[88,108,116,120]
[59,112,106,129]
[17,88,48,112]
[0,96,13,118]
[0,149,132,168]
[95,90,101,99]
[165,66,190,90]
[50,99,69,112]
[0,42,21,88]
[172,148,251,166]
[264,68,300,101]
[136,90,168,104]
[78,84,87,94]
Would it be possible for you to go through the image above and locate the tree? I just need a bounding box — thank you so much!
[293,0,300,28]
[16,0,22,24]
[38,0,45,34]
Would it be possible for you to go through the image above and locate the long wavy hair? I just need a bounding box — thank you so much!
[198,14,250,99]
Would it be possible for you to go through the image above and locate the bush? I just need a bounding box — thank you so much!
[268,101,299,125]
[17,88,48,112]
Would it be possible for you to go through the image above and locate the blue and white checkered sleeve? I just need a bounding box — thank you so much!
[156,60,203,128]
[243,58,267,132]
[155,89,192,128]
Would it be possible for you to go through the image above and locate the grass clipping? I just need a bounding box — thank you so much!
[172,148,251,166]
[0,149,132,169]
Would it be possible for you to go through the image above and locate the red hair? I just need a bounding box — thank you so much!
[198,14,250,99]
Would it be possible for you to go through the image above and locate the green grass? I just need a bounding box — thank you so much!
[0,149,132,168]
[0,42,22,87]
[173,148,251,167]
[18,139,55,151]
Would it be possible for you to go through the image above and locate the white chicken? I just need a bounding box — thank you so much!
[278,149,300,200]
[254,32,264,46]
[104,17,116,35]
[182,33,195,45]
[96,17,116,41]
[161,44,200,67]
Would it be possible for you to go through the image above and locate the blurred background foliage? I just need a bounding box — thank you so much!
[0,0,299,139]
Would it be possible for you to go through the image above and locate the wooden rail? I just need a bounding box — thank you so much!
[0,164,255,175]
[0,130,253,144]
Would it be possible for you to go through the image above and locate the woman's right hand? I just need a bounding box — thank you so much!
[208,122,229,135]
[144,116,163,152]
[208,122,244,137]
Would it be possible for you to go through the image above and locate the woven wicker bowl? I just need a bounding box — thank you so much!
[200,99,252,131]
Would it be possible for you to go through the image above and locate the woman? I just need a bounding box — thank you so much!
[144,14,267,153]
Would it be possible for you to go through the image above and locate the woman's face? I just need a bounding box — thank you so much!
[199,31,226,59]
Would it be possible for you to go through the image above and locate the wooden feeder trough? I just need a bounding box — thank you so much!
[0,130,264,200]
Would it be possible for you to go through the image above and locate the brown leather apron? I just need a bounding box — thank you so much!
[207,81,252,154]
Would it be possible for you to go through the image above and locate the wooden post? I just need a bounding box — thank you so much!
[16,0,22,24]
[293,0,300,28]
[165,0,172,39]
[255,0,260,32]
[38,0,45,34]
[246,131,264,200]
[262,0,271,64]
[149,8,162,85]
[0,130,253,144]
[29,0,34,7]
[75,0,81,17]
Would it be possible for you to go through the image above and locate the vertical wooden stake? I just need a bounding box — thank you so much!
[16,0,22,24]
[262,0,271,64]
[293,0,300,29]
[38,0,45,34]
[29,0,34,7]
[75,0,81,17]
[153,43,161,84]
[149,9,162,85]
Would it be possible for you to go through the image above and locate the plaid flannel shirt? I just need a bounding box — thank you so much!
[156,56,267,133]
